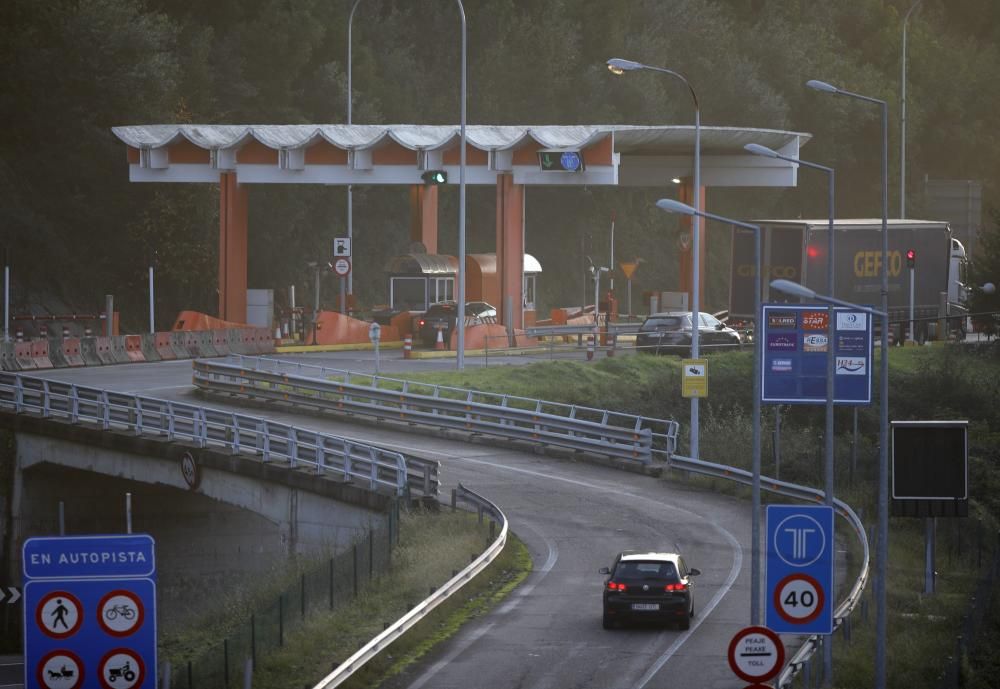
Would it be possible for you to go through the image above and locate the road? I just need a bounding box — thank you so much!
[31,352,760,689]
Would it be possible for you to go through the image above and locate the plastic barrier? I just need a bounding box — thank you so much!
[197,331,219,358]
[61,337,86,367]
[256,328,275,354]
[29,340,53,369]
[124,335,146,363]
[211,329,231,356]
[183,332,204,358]
[140,334,161,362]
[110,336,131,364]
[80,337,103,366]
[94,337,117,365]
[154,332,176,360]
[169,332,190,359]
[14,343,36,370]
[46,339,70,369]
[0,342,15,372]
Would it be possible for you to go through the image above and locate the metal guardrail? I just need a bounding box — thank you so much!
[312,483,507,689]
[666,453,870,688]
[524,322,641,338]
[193,355,678,464]
[0,372,438,499]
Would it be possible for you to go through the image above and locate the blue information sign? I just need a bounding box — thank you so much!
[760,304,873,405]
[24,535,156,689]
[765,505,834,635]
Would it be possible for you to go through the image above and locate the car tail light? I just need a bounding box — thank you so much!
[664,583,687,592]
[607,581,627,592]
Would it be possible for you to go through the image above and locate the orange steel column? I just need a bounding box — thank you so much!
[219,171,248,323]
[676,181,706,309]
[495,174,525,330]
[409,185,439,254]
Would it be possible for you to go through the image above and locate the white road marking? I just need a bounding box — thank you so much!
[404,525,559,689]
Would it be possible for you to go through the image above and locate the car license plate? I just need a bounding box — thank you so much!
[631,603,660,611]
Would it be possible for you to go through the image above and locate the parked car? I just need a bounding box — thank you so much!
[600,551,701,630]
[417,301,497,347]
[635,311,742,355]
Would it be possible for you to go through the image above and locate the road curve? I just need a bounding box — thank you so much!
[34,357,757,689]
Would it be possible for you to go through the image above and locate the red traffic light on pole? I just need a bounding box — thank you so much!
[906,248,915,269]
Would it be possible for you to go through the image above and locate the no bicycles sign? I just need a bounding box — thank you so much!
[24,535,157,689]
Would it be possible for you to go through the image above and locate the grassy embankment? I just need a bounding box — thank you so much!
[160,508,531,689]
[392,343,1000,689]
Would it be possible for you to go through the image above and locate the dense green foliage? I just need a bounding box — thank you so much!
[3,1,999,327]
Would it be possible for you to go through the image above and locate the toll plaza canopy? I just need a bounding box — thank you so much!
[112,123,811,327]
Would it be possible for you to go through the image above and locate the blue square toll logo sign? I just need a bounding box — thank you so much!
[765,505,834,635]
[23,535,156,688]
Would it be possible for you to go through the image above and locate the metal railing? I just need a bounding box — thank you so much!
[0,372,438,499]
[665,452,870,688]
[312,483,506,689]
[193,355,678,464]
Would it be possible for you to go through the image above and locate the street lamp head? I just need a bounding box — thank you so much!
[982,282,996,295]
[607,58,644,75]
[770,279,817,300]
[806,79,839,94]
[655,198,697,216]
[744,143,780,158]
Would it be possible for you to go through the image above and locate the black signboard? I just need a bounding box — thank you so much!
[891,421,968,518]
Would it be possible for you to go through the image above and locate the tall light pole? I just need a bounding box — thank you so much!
[656,199,762,625]
[454,0,467,370]
[807,77,890,689]
[346,0,362,303]
[349,1,467,369]
[901,0,924,218]
[608,57,703,458]
[746,142,836,687]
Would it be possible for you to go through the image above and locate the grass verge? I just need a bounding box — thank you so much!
[248,507,531,689]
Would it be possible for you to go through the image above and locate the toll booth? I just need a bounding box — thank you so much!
[386,253,541,327]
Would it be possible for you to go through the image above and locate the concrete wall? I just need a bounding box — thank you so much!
[0,419,392,631]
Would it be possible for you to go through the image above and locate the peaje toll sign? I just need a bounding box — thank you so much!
[728,626,785,683]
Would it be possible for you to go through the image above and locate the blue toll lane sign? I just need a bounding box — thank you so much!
[760,304,873,405]
[24,535,156,689]
[765,505,834,635]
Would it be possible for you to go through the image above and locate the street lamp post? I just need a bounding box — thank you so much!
[656,199,762,625]
[349,1,467,368]
[746,142,836,684]
[346,0,362,305]
[455,0,467,370]
[807,77,890,689]
[901,0,925,218]
[608,57,702,458]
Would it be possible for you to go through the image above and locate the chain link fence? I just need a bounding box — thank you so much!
[166,511,397,688]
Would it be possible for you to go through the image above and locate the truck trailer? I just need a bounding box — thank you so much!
[729,219,969,341]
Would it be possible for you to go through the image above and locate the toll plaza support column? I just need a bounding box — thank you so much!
[409,185,439,255]
[676,181,706,310]
[219,171,248,323]
[495,173,525,331]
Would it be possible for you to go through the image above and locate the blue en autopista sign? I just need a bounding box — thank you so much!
[760,304,873,405]
[24,534,156,689]
[765,505,834,635]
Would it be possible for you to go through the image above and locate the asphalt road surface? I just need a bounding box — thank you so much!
[33,353,762,689]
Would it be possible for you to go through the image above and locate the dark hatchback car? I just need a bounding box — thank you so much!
[600,552,701,629]
[635,311,742,355]
[417,301,497,347]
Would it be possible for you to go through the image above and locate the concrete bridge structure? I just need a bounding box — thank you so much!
[0,412,393,630]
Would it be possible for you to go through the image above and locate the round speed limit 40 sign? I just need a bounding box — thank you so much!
[773,572,825,625]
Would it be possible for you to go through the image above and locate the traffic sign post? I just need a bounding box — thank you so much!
[728,625,785,684]
[24,535,157,689]
[765,505,834,634]
[681,358,707,398]
[368,322,381,374]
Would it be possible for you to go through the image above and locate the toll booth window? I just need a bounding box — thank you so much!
[432,277,455,304]
[390,278,428,311]
[523,274,536,310]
